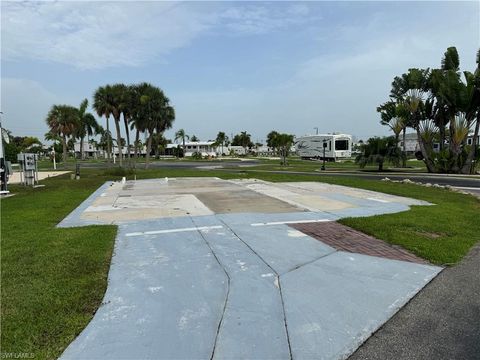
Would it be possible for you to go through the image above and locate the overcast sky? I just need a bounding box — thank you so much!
[1,1,478,143]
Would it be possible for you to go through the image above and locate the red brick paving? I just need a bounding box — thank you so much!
[290,222,429,265]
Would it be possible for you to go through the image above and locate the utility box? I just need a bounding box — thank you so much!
[18,153,39,186]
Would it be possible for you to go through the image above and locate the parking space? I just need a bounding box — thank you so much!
[59,178,441,360]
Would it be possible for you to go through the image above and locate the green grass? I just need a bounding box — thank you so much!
[1,174,117,359]
[2,166,479,359]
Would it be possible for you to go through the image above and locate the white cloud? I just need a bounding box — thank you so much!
[1,2,213,70]
[218,4,318,35]
[1,2,319,70]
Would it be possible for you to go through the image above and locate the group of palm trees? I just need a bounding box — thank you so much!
[378,47,479,174]
[45,82,175,168]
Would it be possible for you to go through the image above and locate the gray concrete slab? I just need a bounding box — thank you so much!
[190,216,290,359]
[60,178,442,360]
[62,222,228,359]
[224,219,336,275]
[281,252,441,360]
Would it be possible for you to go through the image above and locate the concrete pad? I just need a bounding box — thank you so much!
[60,177,441,360]
[281,251,441,360]
[8,170,71,184]
[220,215,336,275]
[62,221,228,360]
[190,216,290,359]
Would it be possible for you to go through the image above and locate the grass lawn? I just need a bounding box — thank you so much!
[1,174,117,359]
[1,166,479,359]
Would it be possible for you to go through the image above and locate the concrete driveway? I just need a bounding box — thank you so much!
[59,178,441,360]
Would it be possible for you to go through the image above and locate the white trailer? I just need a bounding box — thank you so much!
[295,134,352,160]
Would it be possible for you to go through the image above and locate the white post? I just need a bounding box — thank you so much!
[53,149,57,170]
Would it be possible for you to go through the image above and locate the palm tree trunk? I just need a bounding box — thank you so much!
[460,114,480,174]
[114,118,123,167]
[106,116,111,163]
[133,129,140,159]
[145,130,153,169]
[62,135,67,168]
[80,136,85,160]
[416,127,436,173]
[402,128,406,167]
[123,116,131,162]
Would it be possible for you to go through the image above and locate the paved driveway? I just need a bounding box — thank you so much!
[59,178,441,360]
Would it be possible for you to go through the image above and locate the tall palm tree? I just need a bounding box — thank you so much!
[93,85,114,162]
[120,85,135,162]
[75,99,100,160]
[174,129,189,157]
[45,105,79,167]
[215,131,227,156]
[110,83,127,167]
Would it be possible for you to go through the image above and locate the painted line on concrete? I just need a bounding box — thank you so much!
[251,219,331,227]
[125,225,223,237]
[366,197,390,203]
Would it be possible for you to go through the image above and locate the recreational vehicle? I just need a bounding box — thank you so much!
[295,134,352,160]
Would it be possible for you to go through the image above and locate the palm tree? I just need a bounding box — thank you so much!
[174,129,189,157]
[93,85,114,162]
[266,130,280,155]
[110,83,127,167]
[75,99,100,160]
[215,131,227,156]
[45,105,79,167]
[120,85,135,162]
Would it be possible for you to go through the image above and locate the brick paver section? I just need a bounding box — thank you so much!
[290,222,429,264]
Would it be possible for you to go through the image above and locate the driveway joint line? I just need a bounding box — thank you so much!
[189,217,230,360]
[217,217,293,360]
[279,249,339,277]
[125,225,223,237]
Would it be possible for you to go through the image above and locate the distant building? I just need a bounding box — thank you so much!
[399,132,480,154]
[167,141,217,157]
[398,133,420,154]
[74,142,104,158]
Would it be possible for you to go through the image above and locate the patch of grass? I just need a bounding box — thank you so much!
[1,174,116,359]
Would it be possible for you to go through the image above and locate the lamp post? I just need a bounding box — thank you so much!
[321,139,327,171]
[0,111,9,193]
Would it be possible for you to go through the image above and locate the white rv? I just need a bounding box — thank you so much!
[295,134,352,160]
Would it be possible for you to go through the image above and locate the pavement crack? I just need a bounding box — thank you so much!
[189,217,231,360]
[218,218,293,360]
[279,250,338,277]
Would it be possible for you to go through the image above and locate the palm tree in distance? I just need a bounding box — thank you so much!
[45,105,79,167]
[120,85,135,163]
[110,83,127,167]
[215,131,227,156]
[93,85,114,163]
[174,129,189,157]
[76,99,100,160]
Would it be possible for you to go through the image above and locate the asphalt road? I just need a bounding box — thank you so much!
[349,243,480,360]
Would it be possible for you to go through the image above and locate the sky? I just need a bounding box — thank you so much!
[1,1,479,144]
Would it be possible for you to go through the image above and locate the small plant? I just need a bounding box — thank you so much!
[190,151,203,160]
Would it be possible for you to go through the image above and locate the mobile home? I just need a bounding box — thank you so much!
[295,134,352,160]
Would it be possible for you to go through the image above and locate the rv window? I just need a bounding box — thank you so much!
[335,140,349,151]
